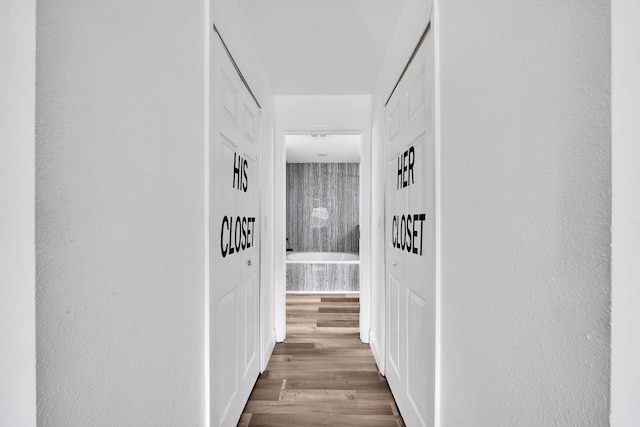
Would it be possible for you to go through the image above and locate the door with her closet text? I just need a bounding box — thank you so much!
[384,24,436,427]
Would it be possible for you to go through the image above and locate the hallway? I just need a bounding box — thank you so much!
[240,294,404,427]
[4,0,633,426]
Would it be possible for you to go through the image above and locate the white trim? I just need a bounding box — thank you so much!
[209,6,265,109]
[275,130,372,343]
[286,291,361,295]
[261,329,276,371]
[360,129,372,343]
[274,128,287,342]
[369,332,384,372]
[433,2,442,426]
[203,0,211,424]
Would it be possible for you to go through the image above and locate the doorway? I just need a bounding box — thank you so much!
[285,133,360,294]
[274,130,372,344]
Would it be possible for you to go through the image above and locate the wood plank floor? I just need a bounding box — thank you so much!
[239,293,405,427]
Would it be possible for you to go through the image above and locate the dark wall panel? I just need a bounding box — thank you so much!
[286,163,359,253]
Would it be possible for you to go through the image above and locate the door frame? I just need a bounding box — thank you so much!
[274,129,372,343]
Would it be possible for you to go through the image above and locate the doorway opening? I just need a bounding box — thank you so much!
[285,133,361,294]
[275,131,372,343]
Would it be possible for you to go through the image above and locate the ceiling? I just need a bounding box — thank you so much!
[237,0,407,95]
[286,134,361,163]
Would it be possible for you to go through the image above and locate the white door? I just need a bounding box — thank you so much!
[384,26,435,427]
[210,31,261,427]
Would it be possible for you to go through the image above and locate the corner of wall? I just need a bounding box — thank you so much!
[611,1,640,424]
[0,1,37,425]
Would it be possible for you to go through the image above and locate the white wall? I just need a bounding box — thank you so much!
[438,1,610,425]
[0,1,37,425]
[370,0,433,374]
[274,95,372,341]
[36,1,206,424]
[275,96,372,132]
[611,1,640,425]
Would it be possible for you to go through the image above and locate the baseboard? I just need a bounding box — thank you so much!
[370,332,385,375]
[261,328,276,373]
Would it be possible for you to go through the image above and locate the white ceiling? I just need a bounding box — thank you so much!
[286,134,361,163]
[237,0,407,95]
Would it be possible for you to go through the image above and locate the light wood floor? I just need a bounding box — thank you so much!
[239,293,405,427]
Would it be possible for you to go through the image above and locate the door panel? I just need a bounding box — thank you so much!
[243,106,256,143]
[210,30,261,427]
[242,275,257,379]
[219,288,237,418]
[384,26,435,427]
[407,289,431,425]
[407,65,426,125]
[222,72,237,120]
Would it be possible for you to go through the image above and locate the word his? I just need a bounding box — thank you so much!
[391,213,426,255]
[233,153,249,192]
[221,215,256,257]
[397,146,415,190]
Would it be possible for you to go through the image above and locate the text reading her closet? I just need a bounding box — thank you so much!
[392,145,427,256]
[391,214,426,255]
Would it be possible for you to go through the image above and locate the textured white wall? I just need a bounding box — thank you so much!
[36,1,206,424]
[438,1,611,425]
[611,0,640,425]
[0,1,37,425]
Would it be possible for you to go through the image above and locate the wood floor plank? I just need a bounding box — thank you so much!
[284,379,392,391]
[253,378,285,389]
[318,306,360,313]
[238,413,252,427]
[271,348,373,357]
[248,388,282,401]
[239,293,404,426]
[283,339,369,349]
[268,355,377,364]
[320,297,360,303]
[278,389,357,402]
[317,319,360,327]
[263,370,383,381]
[356,391,397,402]
[287,313,359,321]
[248,413,402,427]
[244,401,393,415]
[266,361,377,372]
[286,326,360,336]
[270,342,314,351]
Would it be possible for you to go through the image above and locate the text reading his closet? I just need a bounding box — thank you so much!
[220,152,256,258]
[391,145,427,256]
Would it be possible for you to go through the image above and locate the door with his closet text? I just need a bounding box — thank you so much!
[210,27,261,427]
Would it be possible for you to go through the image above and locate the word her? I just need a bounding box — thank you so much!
[391,213,426,255]
[221,215,256,257]
[233,153,249,192]
[397,146,415,190]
